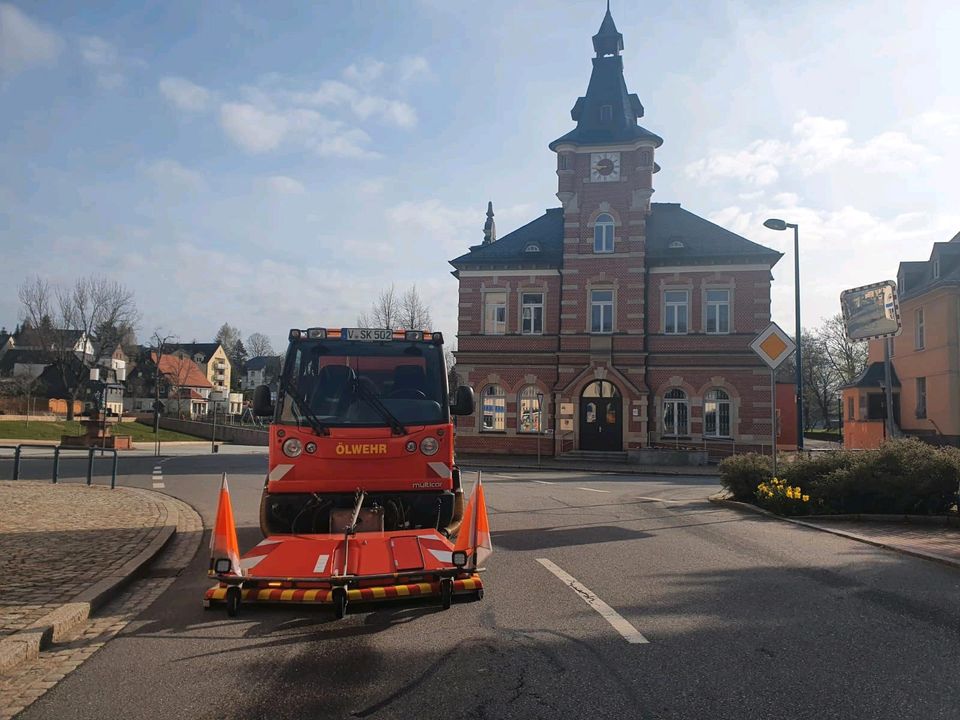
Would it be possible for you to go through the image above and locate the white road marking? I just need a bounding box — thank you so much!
[634,496,682,504]
[577,487,610,493]
[537,558,649,645]
[531,480,555,485]
[152,482,165,489]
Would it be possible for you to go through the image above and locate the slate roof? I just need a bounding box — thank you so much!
[0,349,50,375]
[450,208,565,270]
[175,343,221,364]
[245,355,281,372]
[897,239,960,301]
[845,361,900,389]
[449,204,780,270]
[645,203,783,266]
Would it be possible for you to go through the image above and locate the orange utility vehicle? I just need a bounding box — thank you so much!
[204,327,484,618]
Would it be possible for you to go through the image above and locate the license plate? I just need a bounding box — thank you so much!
[343,328,393,341]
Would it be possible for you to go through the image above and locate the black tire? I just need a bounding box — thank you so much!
[333,588,348,619]
[226,586,241,617]
[474,588,484,602]
[440,578,453,610]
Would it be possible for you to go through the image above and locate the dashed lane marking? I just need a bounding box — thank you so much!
[536,558,649,645]
[577,487,610,493]
[152,483,165,489]
[634,496,683,504]
[531,480,555,485]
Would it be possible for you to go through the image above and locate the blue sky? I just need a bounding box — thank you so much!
[2,0,958,351]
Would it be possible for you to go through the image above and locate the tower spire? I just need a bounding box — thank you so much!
[483,201,497,245]
[593,3,623,57]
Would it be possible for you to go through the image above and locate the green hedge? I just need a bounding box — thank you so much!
[720,439,960,515]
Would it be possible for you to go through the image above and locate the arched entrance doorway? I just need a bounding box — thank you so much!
[579,380,622,451]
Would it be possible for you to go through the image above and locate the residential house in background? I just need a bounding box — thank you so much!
[176,343,232,393]
[845,232,960,447]
[450,7,782,457]
[243,355,283,392]
[125,351,212,418]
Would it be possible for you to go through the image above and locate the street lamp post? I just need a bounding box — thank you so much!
[764,218,804,452]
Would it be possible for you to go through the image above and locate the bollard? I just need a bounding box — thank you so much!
[111,451,118,489]
[13,445,22,481]
[86,448,95,486]
[52,446,60,484]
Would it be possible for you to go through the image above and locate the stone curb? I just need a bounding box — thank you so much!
[708,494,960,571]
[458,460,718,478]
[0,489,180,675]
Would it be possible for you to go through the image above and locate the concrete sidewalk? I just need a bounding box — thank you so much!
[456,452,718,476]
[0,482,188,673]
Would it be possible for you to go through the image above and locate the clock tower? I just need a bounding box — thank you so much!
[548,4,663,446]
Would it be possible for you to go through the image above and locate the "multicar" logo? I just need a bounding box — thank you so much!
[335,443,389,456]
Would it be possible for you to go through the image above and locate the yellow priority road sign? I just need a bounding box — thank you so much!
[750,322,796,370]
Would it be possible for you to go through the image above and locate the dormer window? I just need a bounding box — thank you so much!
[600,105,613,122]
[933,258,940,279]
[524,243,541,253]
[669,240,684,249]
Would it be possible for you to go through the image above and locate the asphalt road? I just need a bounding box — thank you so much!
[12,454,960,719]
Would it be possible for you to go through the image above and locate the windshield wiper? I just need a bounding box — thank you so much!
[352,379,407,436]
[282,377,329,436]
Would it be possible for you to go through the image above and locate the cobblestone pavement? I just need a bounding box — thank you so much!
[0,482,173,639]
[0,494,202,719]
[805,518,960,564]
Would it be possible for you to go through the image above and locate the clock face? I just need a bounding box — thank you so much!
[590,152,621,182]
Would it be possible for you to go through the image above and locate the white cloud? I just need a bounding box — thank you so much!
[264,175,305,195]
[219,100,378,157]
[343,58,386,85]
[220,102,292,153]
[291,80,418,129]
[78,35,125,89]
[0,3,61,78]
[144,159,206,192]
[687,114,939,187]
[159,76,212,112]
[398,55,430,84]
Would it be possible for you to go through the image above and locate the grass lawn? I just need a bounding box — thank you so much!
[0,420,205,443]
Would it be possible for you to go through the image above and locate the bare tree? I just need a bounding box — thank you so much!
[400,284,432,330]
[149,330,177,430]
[820,313,868,385]
[18,275,139,420]
[247,332,273,357]
[357,285,399,329]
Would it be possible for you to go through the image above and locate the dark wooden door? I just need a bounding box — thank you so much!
[579,396,622,451]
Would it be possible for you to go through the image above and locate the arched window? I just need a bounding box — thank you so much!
[704,389,731,437]
[594,213,615,253]
[480,384,506,432]
[662,388,688,437]
[518,386,543,433]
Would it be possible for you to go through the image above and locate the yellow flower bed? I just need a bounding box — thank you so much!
[756,477,811,515]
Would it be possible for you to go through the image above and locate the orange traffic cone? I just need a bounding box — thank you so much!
[209,473,242,577]
[454,471,492,569]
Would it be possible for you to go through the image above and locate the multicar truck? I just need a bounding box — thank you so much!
[204,327,484,618]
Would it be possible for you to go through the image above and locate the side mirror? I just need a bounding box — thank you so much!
[451,385,475,416]
[252,384,275,417]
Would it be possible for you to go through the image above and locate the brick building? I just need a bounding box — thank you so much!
[450,7,783,456]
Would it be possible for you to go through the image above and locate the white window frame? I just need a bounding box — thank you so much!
[662,389,689,437]
[590,289,614,334]
[664,290,689,334]
[483,291,507,335]
[517,386,543,433]
[703,389,732,438]
[480,384,506,432]
[705,289,731,334]
[520,292,544,335]
[915,307,924,350]
[593,214,615,254]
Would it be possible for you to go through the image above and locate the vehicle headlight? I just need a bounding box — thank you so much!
[305,442,317,454]
[420,437,439,456]
[282,438,303,458]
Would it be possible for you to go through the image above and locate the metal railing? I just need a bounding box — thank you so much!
[0,444,119,488]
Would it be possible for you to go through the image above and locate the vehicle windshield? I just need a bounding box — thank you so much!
[277,339,447,427]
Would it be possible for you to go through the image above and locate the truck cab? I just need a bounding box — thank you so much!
[253,327,474,537]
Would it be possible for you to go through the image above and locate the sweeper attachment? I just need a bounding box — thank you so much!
[205,472,491,618]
